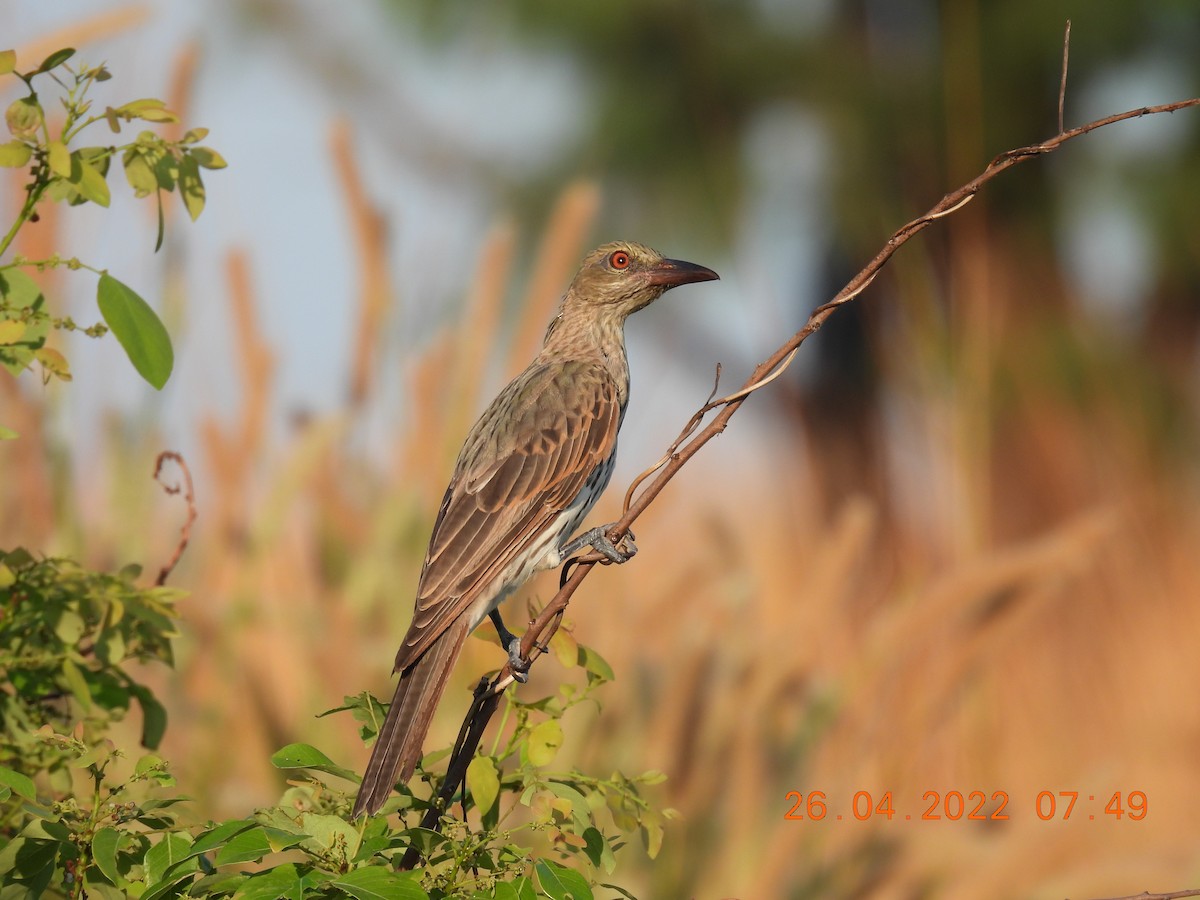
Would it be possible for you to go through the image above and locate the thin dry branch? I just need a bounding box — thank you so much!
[1059,20,1072,134]
[153,451,197,586]
[401,94,1200,857]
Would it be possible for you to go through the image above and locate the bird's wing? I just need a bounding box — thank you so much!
[392,359,621,671]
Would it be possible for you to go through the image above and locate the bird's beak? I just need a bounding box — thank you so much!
[646,257,720,289]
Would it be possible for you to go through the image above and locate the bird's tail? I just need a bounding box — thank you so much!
[352,617,470,817]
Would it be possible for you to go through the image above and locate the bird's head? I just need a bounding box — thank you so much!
[565,241,719,318]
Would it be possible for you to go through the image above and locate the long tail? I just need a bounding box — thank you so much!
[352,617,470,817]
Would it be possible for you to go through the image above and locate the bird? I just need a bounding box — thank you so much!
[352,240,719,817]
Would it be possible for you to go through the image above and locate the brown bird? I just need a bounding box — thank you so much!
[352,241,718,817]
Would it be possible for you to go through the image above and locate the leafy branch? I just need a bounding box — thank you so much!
[0,46,225,404]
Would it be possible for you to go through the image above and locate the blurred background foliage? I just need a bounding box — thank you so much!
[3,0,1200,897]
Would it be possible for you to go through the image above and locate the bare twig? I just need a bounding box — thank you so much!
[1059,20,1072,134]
[622,362,723,514]
[1083,891,1200,900]
[399,94,1200,858]
[153,451,197,586]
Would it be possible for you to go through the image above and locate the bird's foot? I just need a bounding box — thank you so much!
[561,524,637,565]
[489,609,530,682]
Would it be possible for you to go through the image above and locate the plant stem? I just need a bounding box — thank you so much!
[0,177,48,260]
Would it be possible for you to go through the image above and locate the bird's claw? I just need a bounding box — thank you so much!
[490,609,530,681]
[506,635,530,683]
[561,524,637,565]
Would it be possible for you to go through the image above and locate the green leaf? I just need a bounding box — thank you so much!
[123,150,157,197]
[0,425,15,439]
[0,765,36,801]
[190,146,227,169]
[330,868,429,900]
[144,832,195,886]
[578,646,614,682]
[535,859,593,900]
[97,627,126,665]
[262,825,309,853]
[91,827,124,885]
[271,742,360,782]
[0,269,48,375]
[83,884,129,900]
[61,657,92,709]
[525,719,563,767]
[178,154,205,220]
[233,863,321,900]
[188,819,257,857]
[134,753,172,782]
[96,273,173,389]
[35,47,75,73]
[136,107,179,123]
[56,608,86,643]
[493,878,538,900]
[0,319,25,343]
[115,98,172,119]
[298,813,360,862]
[466,755,500,815]
[213,826,273,866]
[0,49,15,75]
[75,156,111,207]
[47,139,70,177]
[0,139,31,167]
[580,827,612,872]
[34,346,71,381]
[154,188,165,251]
[639,810,664,860]
[544,781,589,821]
[0,836,57,894]
[133,685,168,749]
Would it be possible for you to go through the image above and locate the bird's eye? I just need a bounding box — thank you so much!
[609,250,630,270]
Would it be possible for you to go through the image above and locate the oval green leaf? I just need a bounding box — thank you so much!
[0,140,31,167]
[0,765,36,801]
[190,146,227,170]
[123,151,157,197]
[270,742,360,782]
[61,658,91,709]
[47,140,70,177]
[0,320,24,344]
[525,719,564,767]
[75,157,111,207]
[178,155,204,220]
[0,50,16,75]
[466,755,500,815]
[35,47,75,74]
[331,868,428,900]
[132,685,168,749]
[96,273,173,389]
[91,827,123,885]
[535,859,593,900]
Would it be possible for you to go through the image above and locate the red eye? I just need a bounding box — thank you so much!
[609,250,630,269]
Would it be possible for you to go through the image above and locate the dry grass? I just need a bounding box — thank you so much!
[3,91,1199,900]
